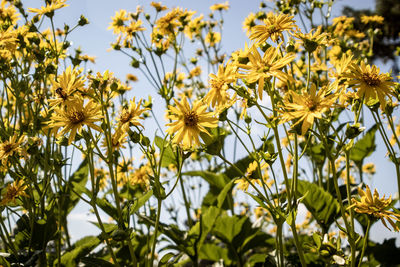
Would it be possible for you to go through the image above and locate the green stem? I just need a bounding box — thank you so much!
[358,219,371,267]
[150,198,162,266]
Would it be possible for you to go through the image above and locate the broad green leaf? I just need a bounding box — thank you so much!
[200,127,228,155]
[56,236,101,267]
[199,244,231,265]
[158,252,175,266]
[188,206,220,252]
[350,125,378,163]
[155,136,177,167]
[295,179,341,231]
[130,190,153,214]
[245,254,267,267]
[213,213,247,243]
[217,179,235,209]
[61,159,89,215]
[80,257,114,267]
[183,171,229,189]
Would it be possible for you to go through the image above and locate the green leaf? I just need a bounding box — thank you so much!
[130,190,153,215]
[61,159,89,215]
[56,236,101,267]
[183,171,229,189]
[245,254,267,267]
[349,125,378,164]
[213,213,247,243]
[199,244,231,265]
[155,136,177,167]
[200,127,228,155]
[80,257,114,267]
[217,179,235,209]
[295,179,341,232]
[158,252,175,266]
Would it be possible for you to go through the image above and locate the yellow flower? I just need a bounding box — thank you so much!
[249,12,296,44]
[361,15,384,24]
[0,1,20,25]
[235,161,270,192]
[349,185,400,231]
[189,66,202,77]
[1,180,28,206]
[0,135,25,166]
[210,1,229,11]
[237,45,296,100]
[102,131,128,154]
[166,97,218,149]
[205,31,221,47]
[345,61,396,110]
[150,2,167,12]
[184,15,204,40]
[362,163,376,175]
[243,12,257,35]
[129,164,151,190]
[28,0,68,17]
[116,98,148,132]
[48,99,103,145]
[292,26,329,52]
[49,66,86,108]
[205,61,236,108]
[281,84,337,135]
[108,9,129,34]
[123,20,146,41]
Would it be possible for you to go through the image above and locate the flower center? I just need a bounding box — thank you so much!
[184,111,199,127]
[55,87,68,100]
[120,109,133,124]
[69,111,85,124]
[3,143,14,154]
[362,73,381,86]
[305,98,318,111]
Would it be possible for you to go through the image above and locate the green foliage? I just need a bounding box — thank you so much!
[295,179,341,232]
[56,236,101,267]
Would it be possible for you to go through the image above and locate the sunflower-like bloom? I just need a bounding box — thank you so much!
[48,99,103,145]
[28,0,68,17]
[291,26,330,53]
[129,164,151,190]
[281,84,337,135]
[108,10,129,34]
[235,160,271,192]
[210,1,229,11]
[166,97,218,149]
[349,185,400,231]
[49,66,86,108]
[1,180,28,206]
[150,2,167,12]
[205,31,221,47]
[361,15,384,24]
[205,61,237,108]
[0,135,25,166]
[237,45,296,100]
[345,61,396,110]
[250,12,296,44]
[116,98,148,132]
